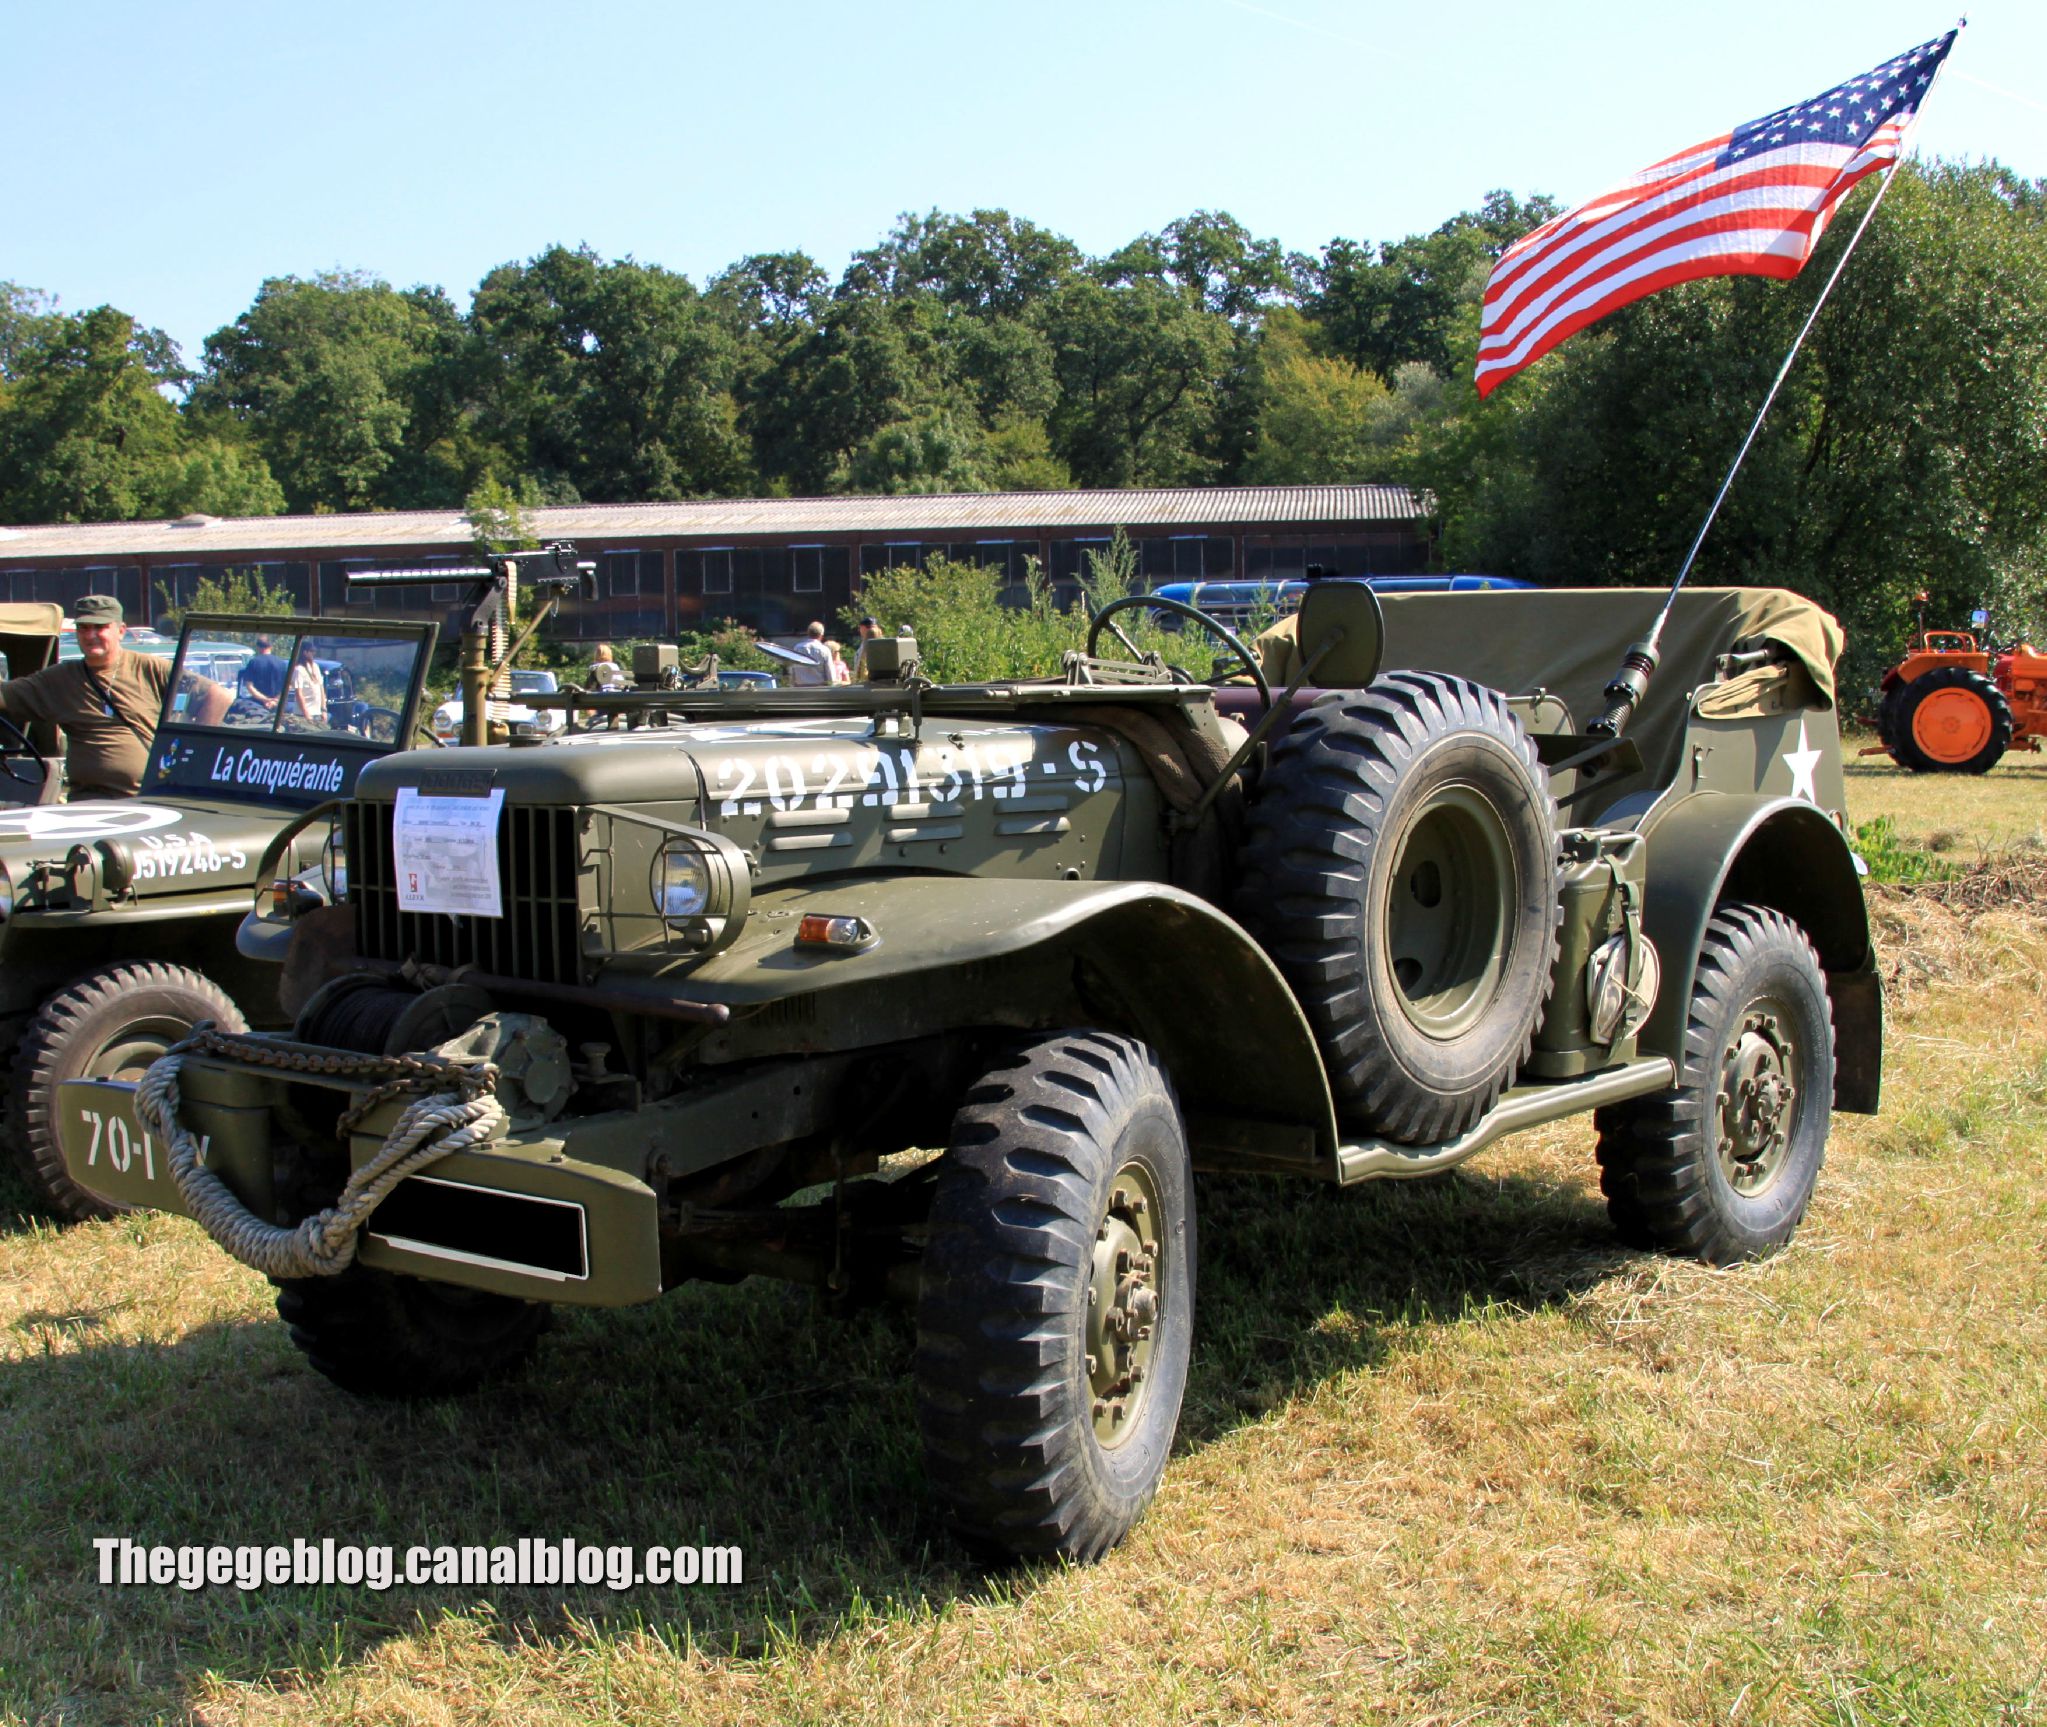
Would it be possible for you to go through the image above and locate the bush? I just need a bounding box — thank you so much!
[154,565,296,631]
[1854,815,1959,888]
[845,532,1201,684]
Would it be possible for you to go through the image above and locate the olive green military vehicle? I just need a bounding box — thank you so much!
[0,613,437,1219]
[58,583,1878,1563]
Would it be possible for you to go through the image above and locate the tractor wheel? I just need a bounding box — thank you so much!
[1889,666,2013,774]
[6,962,245,1223]
[275,1265,551,1398]
[915,1031,1194,1563]
[1593,904,1833,1265]
[1876,680,1909,750]
[1233,673,1562,1144]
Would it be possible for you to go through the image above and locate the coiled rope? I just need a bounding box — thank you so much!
[133,1026,507,1281]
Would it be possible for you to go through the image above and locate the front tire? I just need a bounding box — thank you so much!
[7,961,246,1222]
[916,1031,1194,1563]
[275,1265,551,1397]
[1594,904,1834,1265]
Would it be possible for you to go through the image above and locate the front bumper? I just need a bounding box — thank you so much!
[58,1060,662,1307]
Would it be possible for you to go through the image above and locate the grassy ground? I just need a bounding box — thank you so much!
[3,764,2043,1726]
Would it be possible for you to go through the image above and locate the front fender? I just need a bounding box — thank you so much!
[662,876,1341,1174]
[1637,794,1880,1112]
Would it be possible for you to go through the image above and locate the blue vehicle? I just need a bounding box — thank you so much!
[1150,574,1527,634]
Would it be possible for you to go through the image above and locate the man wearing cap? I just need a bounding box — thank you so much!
[851,615,884,683]
[0,597,231,799]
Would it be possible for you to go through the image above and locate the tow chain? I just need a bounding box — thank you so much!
[133,1026,507,1282]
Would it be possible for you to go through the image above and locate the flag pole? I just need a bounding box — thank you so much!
[1588,161,1905,740]
[1590,19,1963,740]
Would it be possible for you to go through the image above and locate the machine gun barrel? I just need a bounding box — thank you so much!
[344,567,497,589]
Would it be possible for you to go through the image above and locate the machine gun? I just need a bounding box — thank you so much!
[346,544,595,747]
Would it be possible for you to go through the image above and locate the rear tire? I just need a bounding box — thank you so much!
[7,961,245,1223]
[275,1265,551,1397]
[1234,674,1561,1143]
[916,1031,1194,1563]
[1594,904,1833,1265]
[1888,666,2012,773]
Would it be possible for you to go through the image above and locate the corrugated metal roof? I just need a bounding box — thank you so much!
[0,485,1429,561]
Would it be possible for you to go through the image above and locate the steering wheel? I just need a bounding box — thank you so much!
[1086,594,1272,711]
[0,712,48,789]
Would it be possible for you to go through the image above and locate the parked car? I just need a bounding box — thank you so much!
[429,669,565,743]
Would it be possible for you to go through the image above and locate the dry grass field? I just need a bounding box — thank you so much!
[3,757,2043,1726]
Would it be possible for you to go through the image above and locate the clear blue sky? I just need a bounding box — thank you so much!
[8,0,2040,366]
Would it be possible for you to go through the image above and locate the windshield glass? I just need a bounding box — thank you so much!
[164,627,428,747]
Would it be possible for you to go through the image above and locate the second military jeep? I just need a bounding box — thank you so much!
[61,582,1877,1562]
[0,613,437,1219]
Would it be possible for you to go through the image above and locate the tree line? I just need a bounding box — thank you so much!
[2,162,2043,681]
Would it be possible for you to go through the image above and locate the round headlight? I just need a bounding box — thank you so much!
[656,841,710,919]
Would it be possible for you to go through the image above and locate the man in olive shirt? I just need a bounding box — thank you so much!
[0,596,229,799]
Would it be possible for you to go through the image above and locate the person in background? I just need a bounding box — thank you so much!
[851,615,884,682]
[0,595,230,798]
[286,639,329,726]
[788,620,834,687]
[825,639,851,684]
[238,634,288,711]
[589,642,628,691]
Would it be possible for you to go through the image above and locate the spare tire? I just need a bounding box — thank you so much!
[1234,673,1561,1144]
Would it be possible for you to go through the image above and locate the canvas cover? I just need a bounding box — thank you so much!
[1366,586,1844,796]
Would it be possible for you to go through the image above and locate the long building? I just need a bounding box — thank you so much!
[0,485,1434,639]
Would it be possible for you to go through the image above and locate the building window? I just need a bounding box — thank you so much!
[790,547,824,594]
[605,550,641,598]
[702,551,733,595]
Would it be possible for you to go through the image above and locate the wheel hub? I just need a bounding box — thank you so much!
[1386,785,1514,1039]
[88,1021,188,1085]
[1086,1167,1163,1447]
[1717,1008,1798,1192]
[1913,686,1994,762]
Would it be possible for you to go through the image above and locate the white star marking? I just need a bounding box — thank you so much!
[1783,718,1823,803]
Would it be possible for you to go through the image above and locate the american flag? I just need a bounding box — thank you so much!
[1475,30,1958,399]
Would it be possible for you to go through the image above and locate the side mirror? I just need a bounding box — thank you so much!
[1295,581,1385,688]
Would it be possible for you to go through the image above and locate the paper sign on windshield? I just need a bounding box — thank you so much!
[393,787,505,918]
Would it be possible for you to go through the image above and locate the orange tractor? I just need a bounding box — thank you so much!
[1871,594,2047,773]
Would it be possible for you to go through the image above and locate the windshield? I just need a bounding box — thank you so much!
[164,626,430,747]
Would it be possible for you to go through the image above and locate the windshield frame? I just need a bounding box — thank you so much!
[143,613,441,808]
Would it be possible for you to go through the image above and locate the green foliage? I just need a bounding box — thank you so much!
[1852,815,1959,887]
[191,271,473,512]
[1042,277,1235,486]
[155,564,297,631]
[1239,310,1395,484]
[0,305,192,524]
[470,246,751,504]
[161,439,286,518]
[463,475,541,557]
[836,409,986,495]
[847,532,1185,684]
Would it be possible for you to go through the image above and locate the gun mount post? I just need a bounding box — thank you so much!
[345,544,595,747]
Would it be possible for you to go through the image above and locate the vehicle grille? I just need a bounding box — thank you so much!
[348,801,585,986]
